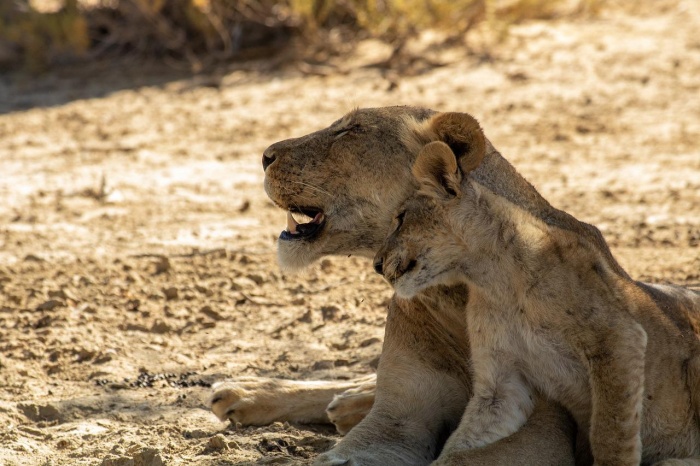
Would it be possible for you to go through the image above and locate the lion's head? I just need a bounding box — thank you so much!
[373,138,486,299]
[262,106,487,270]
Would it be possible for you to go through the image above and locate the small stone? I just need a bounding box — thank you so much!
[19,402,61,422]
[320,305,340,321]
[125,299,141,312]
[194,284,213,296]
[150,320,171,334]
[238,200,251,213]
[152,257,171,275]
[162,287,178,300]
[182,429,209,439]
[312,360,334,371]
[76,348,96,362]
[94,349,116,364]
[133,447,164,466]
[320,259,333,271]
[48,289,67,300]
[36,299,64,311]
[101,456,134,466]
[246,274,265,286]
[359,337,382,348]
[200,306,223,321]
[208,434,229,451]
[56,438,74,449]
[79,304,97,314]
[230,277,256,291]
[297,310,313,323]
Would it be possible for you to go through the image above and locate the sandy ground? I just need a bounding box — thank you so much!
[1,2,699,465]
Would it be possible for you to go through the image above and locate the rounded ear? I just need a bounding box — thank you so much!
[427,112,485,174]
[412,141,461,198]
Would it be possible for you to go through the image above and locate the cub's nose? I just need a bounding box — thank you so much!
[373,257,384,275]
[262,147,277,171]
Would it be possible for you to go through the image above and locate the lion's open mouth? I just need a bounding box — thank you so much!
[280,207,326,241]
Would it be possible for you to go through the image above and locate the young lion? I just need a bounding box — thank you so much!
[374,129,700,465]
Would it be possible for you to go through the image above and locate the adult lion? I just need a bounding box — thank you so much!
[213,107,581,465]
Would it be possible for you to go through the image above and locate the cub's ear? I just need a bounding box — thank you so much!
[427,112,485,174]
[412,141,461,198]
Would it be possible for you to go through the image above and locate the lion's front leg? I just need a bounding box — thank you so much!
[582,319,647,466]
[439,358,535,454]
[433,396,577,466]
[314,297,472,466]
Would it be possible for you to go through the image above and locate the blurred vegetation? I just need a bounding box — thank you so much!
[0,0,603,72]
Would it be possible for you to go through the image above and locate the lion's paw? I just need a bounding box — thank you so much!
[210,378,278,426]
[326,379,376,435]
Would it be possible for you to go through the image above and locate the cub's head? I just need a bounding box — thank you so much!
[374,114,486,298]
[263,106,486,270]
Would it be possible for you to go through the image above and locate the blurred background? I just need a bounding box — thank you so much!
[1,0,603,72]
[0,1,698,465]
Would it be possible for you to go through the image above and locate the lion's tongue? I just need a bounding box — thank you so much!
[286,211,299,234]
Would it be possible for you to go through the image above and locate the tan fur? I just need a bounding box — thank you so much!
[208,107,584,466]
[210,376,375,433]
[375,128,700,465]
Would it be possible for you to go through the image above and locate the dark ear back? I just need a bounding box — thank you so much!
[411,141,461,198]
[427,112,485,174]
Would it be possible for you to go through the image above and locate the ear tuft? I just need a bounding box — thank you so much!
[412,141,461,198]
[428,112,486,174]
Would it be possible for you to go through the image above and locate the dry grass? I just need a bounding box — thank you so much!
[0,0,604,72]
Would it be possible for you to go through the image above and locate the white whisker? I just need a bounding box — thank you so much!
[288,180,332,197]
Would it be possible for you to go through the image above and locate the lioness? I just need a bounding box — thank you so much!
[374,119,700,464]
[213,107,578,465]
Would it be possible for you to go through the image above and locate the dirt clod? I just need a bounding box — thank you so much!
[208,434,229,451]
[19,403,62,422]
[36,299,64,311]
[162,287,178,300]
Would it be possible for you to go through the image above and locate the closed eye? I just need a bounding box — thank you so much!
[395,211,406,230]
[334,124,362,140]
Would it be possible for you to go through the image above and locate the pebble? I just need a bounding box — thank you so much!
[207,434,229,451]
[162,287,178,300]
[200,305,223,321]
[36,299,64,311]
[18,402,62,422]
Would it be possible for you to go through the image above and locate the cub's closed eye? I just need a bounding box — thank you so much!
[396,211,406,228]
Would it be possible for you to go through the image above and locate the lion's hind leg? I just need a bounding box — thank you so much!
[210,375,375,433]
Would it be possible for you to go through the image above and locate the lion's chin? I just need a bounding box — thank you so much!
[276,230,378,272]
[393,279,422,300]
[277,240,322,272]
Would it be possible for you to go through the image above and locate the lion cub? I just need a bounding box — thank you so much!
[374,132,700,465]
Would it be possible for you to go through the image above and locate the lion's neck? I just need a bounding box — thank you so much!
[416,283,470,333]
[475,142,629,279]
[448,181,549,303]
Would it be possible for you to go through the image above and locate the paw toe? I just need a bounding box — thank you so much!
[210,384,241,421]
